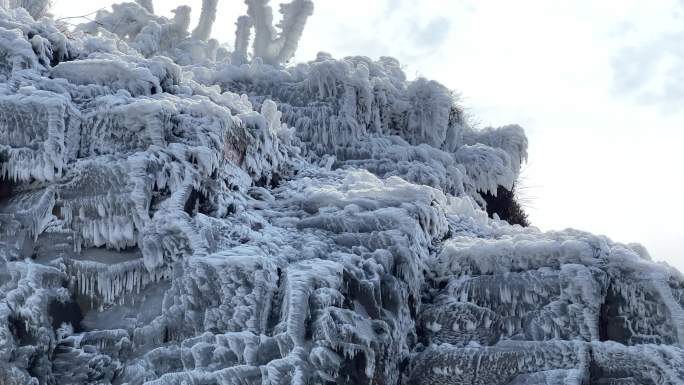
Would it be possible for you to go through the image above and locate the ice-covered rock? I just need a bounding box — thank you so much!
[1,2,683,385]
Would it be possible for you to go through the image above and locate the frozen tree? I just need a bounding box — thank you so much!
[2,0,52,19]
[238,0,314,65]
[170,5,191,36]
[191,0,219,41]
[232,15,252,64]
[75,0,313,65]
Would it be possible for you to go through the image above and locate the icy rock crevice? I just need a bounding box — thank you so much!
[1,2,684,385]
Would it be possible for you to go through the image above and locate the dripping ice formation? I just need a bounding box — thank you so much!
[0,1,683,384]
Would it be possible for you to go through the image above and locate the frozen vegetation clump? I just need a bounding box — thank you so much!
[1,1,684,385]
[1,0,51,19]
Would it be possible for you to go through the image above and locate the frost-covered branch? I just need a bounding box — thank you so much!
[192,0,218,41]
[243,0,314,65]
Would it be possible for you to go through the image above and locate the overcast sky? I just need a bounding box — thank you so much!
[55,0,684,271]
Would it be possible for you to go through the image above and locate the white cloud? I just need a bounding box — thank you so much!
[413,16,451,49]
[611,0,684,111]
[612,33,684,111]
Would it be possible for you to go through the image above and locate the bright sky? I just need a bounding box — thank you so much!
[54,0,684,271]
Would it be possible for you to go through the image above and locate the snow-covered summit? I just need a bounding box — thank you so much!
[1,1,683,384]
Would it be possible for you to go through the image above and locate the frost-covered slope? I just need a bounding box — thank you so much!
[1,2,684,385]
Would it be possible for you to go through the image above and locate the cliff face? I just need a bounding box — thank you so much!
[1,3,683,385]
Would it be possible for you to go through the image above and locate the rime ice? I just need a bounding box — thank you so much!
[1,2,684,385]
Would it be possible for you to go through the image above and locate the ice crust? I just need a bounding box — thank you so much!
[1,2,684,385]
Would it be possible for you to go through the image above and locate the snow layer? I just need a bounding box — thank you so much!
[1,2,684,385]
